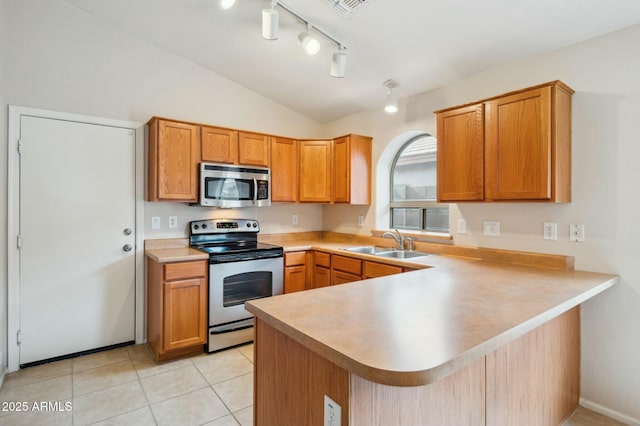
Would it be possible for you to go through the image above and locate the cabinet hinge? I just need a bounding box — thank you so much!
[17,235,22,249]
[17,330,22,345]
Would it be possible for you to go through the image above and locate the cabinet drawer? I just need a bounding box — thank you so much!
[285,251,307,267]
[364,261,402,279]
[164,260,207,281]
[332,255,362,276]
[332,270,361,285]
[314,252,331,268]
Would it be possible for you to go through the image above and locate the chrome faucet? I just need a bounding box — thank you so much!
[382,229,405,250]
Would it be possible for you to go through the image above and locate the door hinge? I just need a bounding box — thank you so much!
[17,139,22,155]
[17,330,22,345]
[17,235,22,249]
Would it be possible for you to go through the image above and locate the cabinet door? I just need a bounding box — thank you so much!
[149,119,200,202]
[284,265,307,293]
[271,137,298,202]
[238,132,270,167]
[436,104,484,201]
[299,140,332,202]
[333,135,372,205]
[331,270,361,285]
[163,277,207,351]
[485,86,552,200]
[314,266,331,288]
[363,261,403,279]
[201,126,238,164]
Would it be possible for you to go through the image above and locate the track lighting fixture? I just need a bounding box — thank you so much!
[219,0,236,10]
[383,80,399,113]
[298,24,320,55]
[262,1,279,40]
[330,45,347,78]
[262,1,347,76]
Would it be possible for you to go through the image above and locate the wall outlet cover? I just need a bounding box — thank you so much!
[457,219,468,234]
[483,221,500,237]
[324,395,342,426]
[151,217,160,229]
[543,222,558,240]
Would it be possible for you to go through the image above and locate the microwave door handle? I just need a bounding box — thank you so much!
[253,177,257,205]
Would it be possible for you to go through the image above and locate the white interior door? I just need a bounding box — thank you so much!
[18,115,136,365]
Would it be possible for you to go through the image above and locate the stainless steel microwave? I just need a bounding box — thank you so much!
[199,163,271,208]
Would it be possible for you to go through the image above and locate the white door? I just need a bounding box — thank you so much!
[18,116,136,365]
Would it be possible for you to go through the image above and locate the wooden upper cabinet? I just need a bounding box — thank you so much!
[147,118,200,202]
[271,137,298,202]
[436,104,484,201]
[299,140,333,203]
[333,135,373,205]
[435,80,573,203]
[238,132,270,167]
[201,126,238,164]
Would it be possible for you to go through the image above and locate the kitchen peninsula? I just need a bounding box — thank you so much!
[246,251,617,425]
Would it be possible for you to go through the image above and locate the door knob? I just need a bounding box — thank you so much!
[123,244,133,252]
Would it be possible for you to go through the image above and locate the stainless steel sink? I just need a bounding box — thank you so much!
[342,246,392,254]
[342,246,430,259]
[373,250,431,259]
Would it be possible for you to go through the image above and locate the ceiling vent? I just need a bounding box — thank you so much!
[324,0,368,17]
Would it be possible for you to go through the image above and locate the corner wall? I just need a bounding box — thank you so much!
[0,0,8,375]
[323,24,640,421]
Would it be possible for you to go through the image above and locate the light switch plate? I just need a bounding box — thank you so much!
[457,219,468,234]
[292,214,298,225]
[357,215,364,227]
[151,217,160,230]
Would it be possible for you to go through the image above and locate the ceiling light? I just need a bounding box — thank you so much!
[330,46,347,78]
[298,24,320,55]
[262,2,279,40]
[219,0,236,10]
[383,80,399,114]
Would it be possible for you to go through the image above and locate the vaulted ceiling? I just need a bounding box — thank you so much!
[65,0,640,123]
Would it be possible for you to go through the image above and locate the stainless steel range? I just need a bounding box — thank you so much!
[189,219,283,352]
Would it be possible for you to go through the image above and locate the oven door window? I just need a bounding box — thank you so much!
[205,177,254,201]
[223,271,273,307]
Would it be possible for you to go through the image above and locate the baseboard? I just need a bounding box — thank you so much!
[0,366,6,390]
[580,398,640,425]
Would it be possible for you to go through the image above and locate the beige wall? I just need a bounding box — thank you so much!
[0,0,8,374]
[323,24,640,422]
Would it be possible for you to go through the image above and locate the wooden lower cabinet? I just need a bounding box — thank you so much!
[147,258,207,361]
[284,251,310,293]
[313,252,331,288]
[331,255,362,285]
[254,308,579,425]
[363,261,402,279]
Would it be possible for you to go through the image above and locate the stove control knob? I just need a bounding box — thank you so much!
[252,222,258,228]
[202,223,207,229]
[246,223,251,228]
[194,224,199,230]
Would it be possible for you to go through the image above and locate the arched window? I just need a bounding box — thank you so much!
[390,134,449,232]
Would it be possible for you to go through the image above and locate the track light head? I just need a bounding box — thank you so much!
[383,79,399,113]
[219,0,236,10]
[262,4,279,40]
[298,25,320,55]
[330,46,347,78]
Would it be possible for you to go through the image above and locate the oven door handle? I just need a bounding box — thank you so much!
[253,177,257,205]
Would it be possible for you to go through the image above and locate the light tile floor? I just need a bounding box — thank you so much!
[0,343,629,425]
[0,343,255,425]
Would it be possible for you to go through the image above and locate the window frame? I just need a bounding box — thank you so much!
[389,134,449,233]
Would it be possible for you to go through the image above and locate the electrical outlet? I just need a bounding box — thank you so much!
[457,219,468,234]
[324,395,341,426]
[151,217,160,229]
[357,215,364,227]
[570,224,585,242]
[543,222,557,240]
[292,214,298,225]
[168,216,178,229]
[483,221,500,236]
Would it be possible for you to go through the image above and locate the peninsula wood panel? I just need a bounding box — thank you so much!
[254,318,349,426]
[201,125,238,164]
[436,104,484,201]
[486,307,580,425]
[349,357,486,426]
[238,132,270,167]
[148,118,200,202]
[270,137,299,202]
[299,140,332,202]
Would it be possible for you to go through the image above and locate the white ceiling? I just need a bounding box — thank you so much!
[64,0,640,123]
